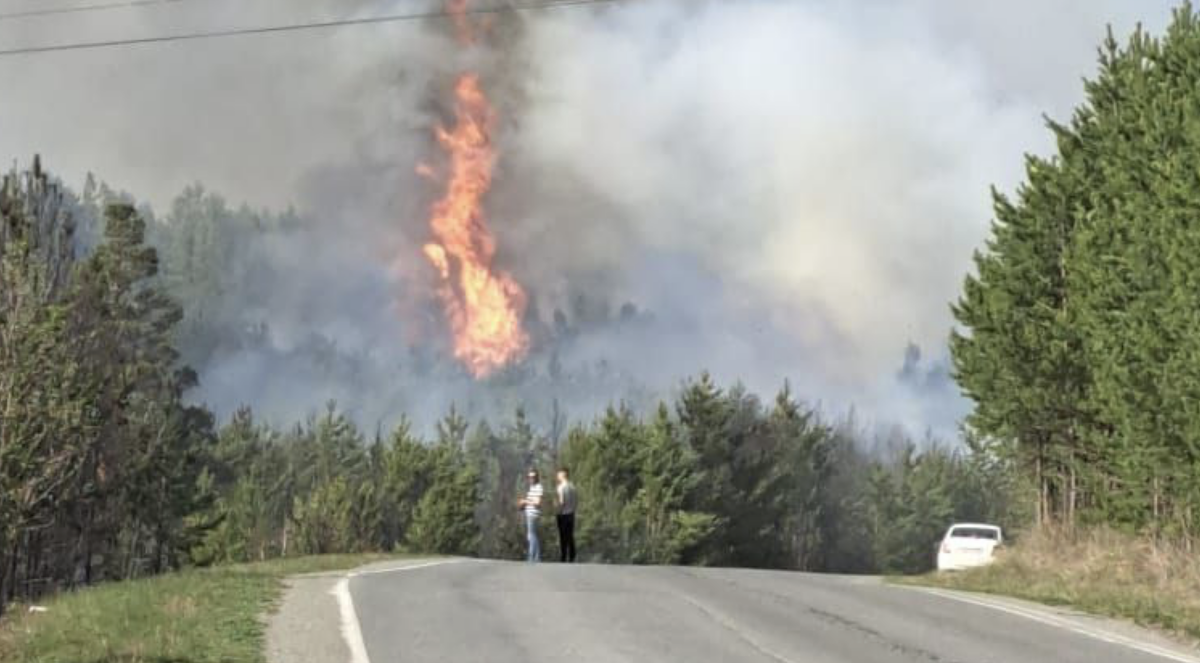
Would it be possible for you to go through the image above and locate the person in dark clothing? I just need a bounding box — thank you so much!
[555,467,578,563]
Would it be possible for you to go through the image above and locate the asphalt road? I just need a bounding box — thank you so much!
[344,560,1200,663]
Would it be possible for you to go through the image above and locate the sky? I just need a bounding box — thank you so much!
[0,0,1181,437]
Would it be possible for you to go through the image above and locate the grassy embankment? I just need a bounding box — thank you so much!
[0,553,408,663]
[904,528,1200,642]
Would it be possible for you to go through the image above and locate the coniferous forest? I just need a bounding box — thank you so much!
[5,4,1200,617]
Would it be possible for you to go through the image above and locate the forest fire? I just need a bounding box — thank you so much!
[420,1,529,378]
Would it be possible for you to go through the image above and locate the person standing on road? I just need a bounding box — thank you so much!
[520,469,544,563]
[555,468,578,563]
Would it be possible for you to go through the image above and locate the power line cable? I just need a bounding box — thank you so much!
[0,0,430,23]
[0,0,620,57]
[0,0,189,22]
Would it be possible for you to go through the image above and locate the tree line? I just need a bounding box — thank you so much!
[953,3,1200,542]
[135,380,1021,577]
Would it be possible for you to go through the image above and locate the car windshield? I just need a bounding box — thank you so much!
[949,527,1000,540]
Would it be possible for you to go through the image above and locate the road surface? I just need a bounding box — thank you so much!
[297,559,1200,663]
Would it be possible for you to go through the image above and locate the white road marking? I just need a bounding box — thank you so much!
[333,576,372,663]
[913,587,1200,663]
[351,558,467,578]
[331,559,467,663]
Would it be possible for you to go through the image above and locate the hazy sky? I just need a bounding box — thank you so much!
[0,1,1173,207]
[0,0,1181,436]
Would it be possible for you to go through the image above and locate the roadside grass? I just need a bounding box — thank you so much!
[897,528,1200,642]
[0,553,410,663]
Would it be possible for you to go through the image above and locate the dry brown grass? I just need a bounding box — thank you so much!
[910,527,1200,641]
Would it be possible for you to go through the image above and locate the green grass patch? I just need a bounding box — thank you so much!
[0,553,409,663]
[897,528,1200,643]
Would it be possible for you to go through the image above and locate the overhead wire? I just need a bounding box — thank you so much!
[0,0,190,22]
[0,0,621,57]
[0,0,433,22]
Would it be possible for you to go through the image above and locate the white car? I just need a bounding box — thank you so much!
[936,523,1003,571]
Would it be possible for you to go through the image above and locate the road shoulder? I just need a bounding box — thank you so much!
[897,583,1200,663]
[266,558,443,663]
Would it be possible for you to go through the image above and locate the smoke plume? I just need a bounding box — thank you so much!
[0,0,1176,438]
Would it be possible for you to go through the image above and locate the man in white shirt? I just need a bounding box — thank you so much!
[519,469,544,563]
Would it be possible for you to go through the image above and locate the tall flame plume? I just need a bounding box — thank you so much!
[420,1,529,378]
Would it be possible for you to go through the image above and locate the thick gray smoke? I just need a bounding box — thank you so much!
[0,0,1177,438]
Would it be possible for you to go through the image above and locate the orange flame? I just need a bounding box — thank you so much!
[421,71,529,378]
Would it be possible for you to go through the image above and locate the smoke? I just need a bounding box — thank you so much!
[0,0,1178,438]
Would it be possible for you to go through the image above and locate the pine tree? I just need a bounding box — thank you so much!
[381,419,430,550]
[74,203,213,575]
[408,444,480,555]
[952,107,1090,527]
[675,373,736,563]
[629,404,717,564]
[768,384,835,570]
[0,162,86,610]
[1067,11,1200,536]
